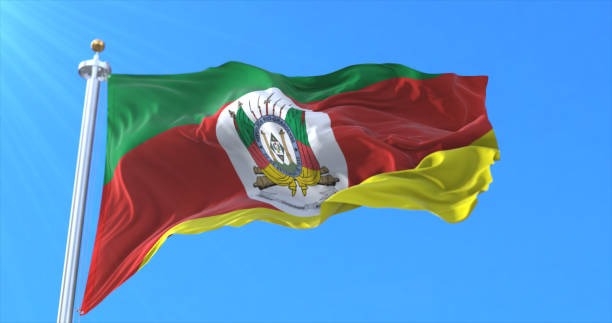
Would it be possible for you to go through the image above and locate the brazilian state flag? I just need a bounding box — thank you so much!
[81,62,499,314]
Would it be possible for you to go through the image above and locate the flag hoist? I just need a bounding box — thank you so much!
[57,40,110,323]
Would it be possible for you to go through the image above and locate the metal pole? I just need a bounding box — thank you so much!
[58,40,110,323]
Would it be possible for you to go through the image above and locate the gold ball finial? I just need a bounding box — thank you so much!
[91,39,105,53]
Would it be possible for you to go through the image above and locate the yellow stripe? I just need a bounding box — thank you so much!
[139,130,499,269]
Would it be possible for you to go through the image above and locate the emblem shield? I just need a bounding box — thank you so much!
[216,88,348,216]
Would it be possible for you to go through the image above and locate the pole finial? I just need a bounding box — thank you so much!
[91,39,105,53]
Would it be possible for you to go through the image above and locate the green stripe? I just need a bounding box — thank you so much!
[105,61,441,184]
[284,108,309,146]
[235,107,255,147]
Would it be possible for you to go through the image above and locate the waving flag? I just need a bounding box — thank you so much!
[81,62,499,314]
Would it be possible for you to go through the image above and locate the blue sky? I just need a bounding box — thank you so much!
[1,1,611,322]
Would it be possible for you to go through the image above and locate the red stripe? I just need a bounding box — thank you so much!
[247,142,269,169]
[82,74,491,314]
[298,141,319,170]
[297,141,308,169]
[81,112,277,314]
[302,75,491,185]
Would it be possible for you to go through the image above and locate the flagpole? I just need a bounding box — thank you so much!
[58,40,111,323]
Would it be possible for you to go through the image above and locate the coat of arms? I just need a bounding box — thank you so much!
[228,93,339,197]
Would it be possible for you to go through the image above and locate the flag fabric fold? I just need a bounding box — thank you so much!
[81,62,499,314]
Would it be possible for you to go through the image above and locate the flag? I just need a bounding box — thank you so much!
[81,62,499,314]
